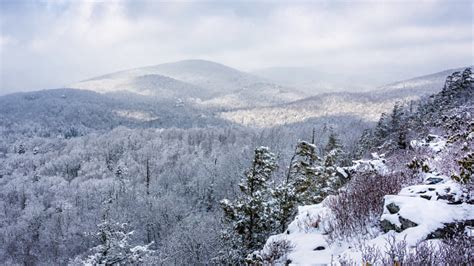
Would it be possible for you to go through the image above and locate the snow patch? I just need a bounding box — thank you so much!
[410,134,447,153]
[114,110,158,122]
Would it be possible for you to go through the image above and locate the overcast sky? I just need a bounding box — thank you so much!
[0,0,472,94]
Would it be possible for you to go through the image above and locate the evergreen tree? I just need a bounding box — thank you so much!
[324,130,342,155]
[324,130,346,166]
[390,102,404,133]
[220,146,278,262]
[452,152,473,184]
[355,129,374,159]
[272,141,320,233]
[309,134,349,201]
[374,113,390,142]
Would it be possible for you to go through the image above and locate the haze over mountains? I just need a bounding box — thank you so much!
[70,60,306,110]
[0,59,469,136]
[65,59,469,127]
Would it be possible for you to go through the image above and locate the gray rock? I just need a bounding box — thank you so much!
[380,219,402,233]
[386,203,400,214]
[399,216,418,230]
[427,220,474,239]
[425,177,444,184]
[380,215,418,233]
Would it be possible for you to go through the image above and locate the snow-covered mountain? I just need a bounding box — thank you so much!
[70,60,306,109]
[253,68,474,265]
[253,66,472,96]
[220,66,472,127]
[0,88,229,138]
[378,66,473,95]
[219,91,412,127]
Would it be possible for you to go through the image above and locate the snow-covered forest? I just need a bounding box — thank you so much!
[0,64,472,264]
[1,1,473,265]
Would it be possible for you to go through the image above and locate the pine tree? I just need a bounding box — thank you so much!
[324,130,345,166]
[272,141,320,233]
[390,102,404,133]
[452,152,473,184]
[324,130,342,155]
[309,134,349,200]
[374,113,390,142]
[355,129,373,159]
[220,146,278,262]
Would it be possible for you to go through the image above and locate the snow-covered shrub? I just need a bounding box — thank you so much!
[325,171,409,242]
[258,238,294,264]
[345,230,473,265]
[438,229,474,264]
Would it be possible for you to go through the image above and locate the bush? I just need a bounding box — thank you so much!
[341,231,473,265]
[253,238,295,265]
[325,171,409,242]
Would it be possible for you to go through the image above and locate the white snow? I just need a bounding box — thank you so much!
[398,180,463,202]
[381,195,474,245]
[260,201,339,265]
[114,110,158,122]
[260,133,472,265]
[410,134,447,153]
[350,153,389,175]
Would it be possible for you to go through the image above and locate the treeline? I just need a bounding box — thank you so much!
[218,134,350,264]
[0,118,362,264]
[216,68,473,263]
[357,68,473,157]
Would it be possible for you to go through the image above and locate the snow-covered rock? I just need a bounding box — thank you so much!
[410,134,447,153]
[350,153,389,175]
[259,201,340,265]
[398,180,464,203]
[380,195,474,244]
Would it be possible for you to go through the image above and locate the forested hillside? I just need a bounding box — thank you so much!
[0,112,365,264]
[0,67,472,265]
[245,68,473,264]
[1,0,472,264]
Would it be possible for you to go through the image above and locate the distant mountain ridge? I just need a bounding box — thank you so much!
[378,66,473,95]
[218,66,471,127]
[70,59,306,109]
[2,60,469,131]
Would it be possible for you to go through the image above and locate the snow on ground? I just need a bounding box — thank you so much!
[380,195,474,244]
[350,153,389,175]
[260,134,472,265]
[398,179,463,202]
[410,134,447,153]
[114,110,159,122]
[260,201,341,265]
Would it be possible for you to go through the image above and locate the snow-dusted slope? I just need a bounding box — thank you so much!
[259,148,473,265]
[379,66,472,95]
[70,60,306,109]
[218,66,472,127]
[141,60,260,93]
[219,92,418,127]
[0,88,230,137]
[74,73,208,99]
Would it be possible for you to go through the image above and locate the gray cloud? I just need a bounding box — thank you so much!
[0,0,472,94]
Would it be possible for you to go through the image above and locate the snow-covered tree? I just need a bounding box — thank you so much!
[272,141,320,232]
[220,146,277,262]
[309,134,349,200]
[72,221,154,265]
